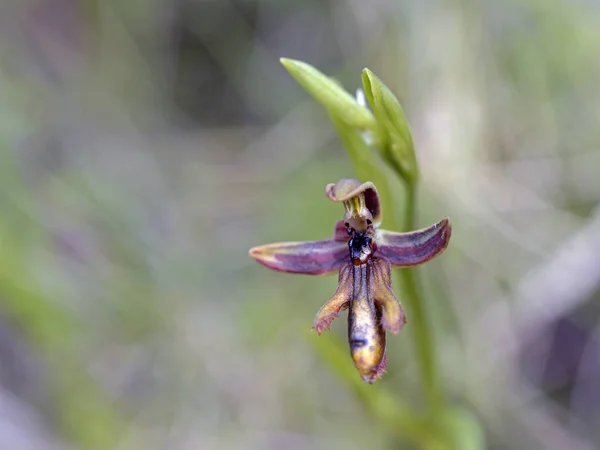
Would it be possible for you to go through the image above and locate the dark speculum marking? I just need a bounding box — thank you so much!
[348,232,372,263]
[350,338,368,349]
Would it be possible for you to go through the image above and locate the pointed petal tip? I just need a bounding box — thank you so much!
[360,354,387,384]
[432,217,451,236]
[248,245,274,266]
[438,216,452,249]
[248,246,284,272]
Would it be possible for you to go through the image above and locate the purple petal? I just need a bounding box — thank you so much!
[313,263,352,333]
[376,218,451,267]
[249,238,348,275]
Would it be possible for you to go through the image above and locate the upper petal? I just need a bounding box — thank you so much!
[325,179,382,228]
[249,238,348,275]
[375,218,451,267]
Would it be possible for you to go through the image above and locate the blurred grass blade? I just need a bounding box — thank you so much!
[0,224,124,449]
[439,407,486,450]
[281,58,377,130]
[362,69,419,184]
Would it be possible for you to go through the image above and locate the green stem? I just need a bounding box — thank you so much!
[399,181,444,409]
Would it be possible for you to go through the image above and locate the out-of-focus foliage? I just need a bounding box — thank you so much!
[1,0,600,449]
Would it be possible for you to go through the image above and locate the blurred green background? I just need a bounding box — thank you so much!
[1,0,600,449]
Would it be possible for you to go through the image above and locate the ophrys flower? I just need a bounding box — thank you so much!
[249,179,451,383]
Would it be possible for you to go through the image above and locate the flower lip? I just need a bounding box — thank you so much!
[325,178,382,228]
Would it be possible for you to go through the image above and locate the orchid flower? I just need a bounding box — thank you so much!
[249,179,451,383]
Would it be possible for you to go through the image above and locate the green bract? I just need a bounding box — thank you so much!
[280,58,377,131]
[362,68,419,184]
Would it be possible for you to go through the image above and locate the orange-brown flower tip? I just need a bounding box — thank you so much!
[360,353,387,384]
[351,333,386,383]
[248,245,279,270]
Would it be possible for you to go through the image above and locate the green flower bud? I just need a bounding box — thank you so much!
[280,58,377,131]
[361,68,419,184]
